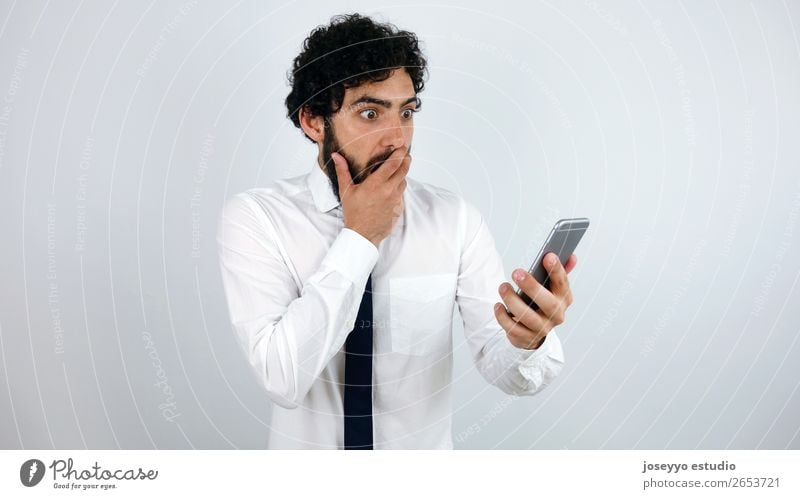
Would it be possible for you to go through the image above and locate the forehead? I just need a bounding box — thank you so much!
[342,69,415,103]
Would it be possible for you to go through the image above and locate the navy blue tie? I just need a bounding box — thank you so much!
[343,274,374,449]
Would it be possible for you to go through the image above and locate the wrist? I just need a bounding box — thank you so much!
[344,225,380,249]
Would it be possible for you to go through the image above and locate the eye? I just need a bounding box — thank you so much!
[359,109,378,120]
[401,108,418,119]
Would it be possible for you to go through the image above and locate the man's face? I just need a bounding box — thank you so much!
[319,68,419,200]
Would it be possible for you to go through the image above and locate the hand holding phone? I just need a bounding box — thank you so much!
[515,218,589,311]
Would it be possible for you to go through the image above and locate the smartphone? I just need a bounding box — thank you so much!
[515,218,590,311]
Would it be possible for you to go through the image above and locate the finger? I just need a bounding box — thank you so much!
[385,155,411,195]
[393,177,408,196]
[392,197,404,218]
[564,254,578,274]
[368,147,407,183]
[332,152,353,197]
[387,151,411,182]
[543,252,570,298]
[498,282,549,331]
[510,269,561,319]
[493,302,545,350]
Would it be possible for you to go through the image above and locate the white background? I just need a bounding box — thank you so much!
[0,0,799,449]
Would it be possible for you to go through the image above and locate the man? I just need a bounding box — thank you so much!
[216,13,577,449]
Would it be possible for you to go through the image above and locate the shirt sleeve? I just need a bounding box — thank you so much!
[216,193,378,409]
[454,199,565,396]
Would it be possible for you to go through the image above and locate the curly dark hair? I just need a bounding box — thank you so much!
[285,13,428,143]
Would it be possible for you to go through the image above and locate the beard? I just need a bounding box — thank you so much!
[320,121,410,201]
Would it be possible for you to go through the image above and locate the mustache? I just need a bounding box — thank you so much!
[365,148,402,174]
[366,152,392,173]
[347,148,396,183]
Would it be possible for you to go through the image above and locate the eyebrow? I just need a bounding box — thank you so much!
[349,95,420,109]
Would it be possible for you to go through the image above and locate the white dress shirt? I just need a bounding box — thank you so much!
[216,164,565,449]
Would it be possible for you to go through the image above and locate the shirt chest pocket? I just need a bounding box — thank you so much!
[388,273,457,356]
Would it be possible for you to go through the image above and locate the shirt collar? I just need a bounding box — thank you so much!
[307,163,341,213]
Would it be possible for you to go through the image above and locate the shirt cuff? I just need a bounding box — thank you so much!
[515,329,564,366]
[319,228,380,283]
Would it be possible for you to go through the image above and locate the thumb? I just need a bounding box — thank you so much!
[564,253,578,274]
[331,152,352,196]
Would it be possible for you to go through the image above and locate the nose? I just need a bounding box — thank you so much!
[380,115,410,151]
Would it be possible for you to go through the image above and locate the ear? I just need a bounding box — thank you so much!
[299,106,325,143]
